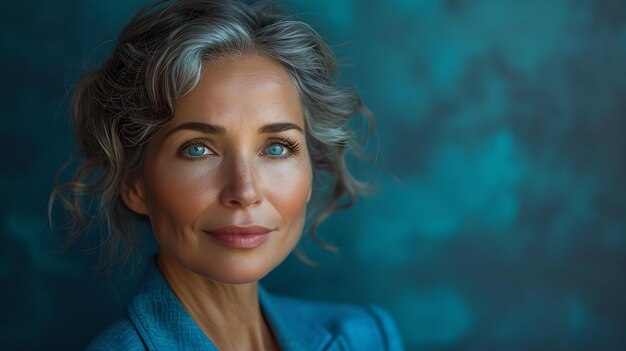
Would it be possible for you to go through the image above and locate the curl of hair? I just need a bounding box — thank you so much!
[49,0,374,271]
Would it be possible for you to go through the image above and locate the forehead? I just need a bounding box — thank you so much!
[171,54,304,129]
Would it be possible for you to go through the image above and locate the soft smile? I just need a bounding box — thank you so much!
[204,225,273,249]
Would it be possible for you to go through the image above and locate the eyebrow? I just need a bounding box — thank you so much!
[258,122,304,134]
[163,121,303,140]
[163,122,225,140]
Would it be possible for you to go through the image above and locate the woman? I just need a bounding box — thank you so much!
[51,0,405,350]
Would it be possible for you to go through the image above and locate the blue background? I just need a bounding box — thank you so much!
[1,1,625,350]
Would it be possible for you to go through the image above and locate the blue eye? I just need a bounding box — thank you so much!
[187,144,208,157]
[266,144,285,156]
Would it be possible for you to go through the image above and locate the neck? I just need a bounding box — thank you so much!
[156,251,278,351]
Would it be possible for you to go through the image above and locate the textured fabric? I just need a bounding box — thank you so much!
[85,258,405,350]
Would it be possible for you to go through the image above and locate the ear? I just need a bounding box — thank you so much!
[120,172,149,216]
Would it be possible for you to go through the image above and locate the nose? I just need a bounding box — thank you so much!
[218,156,262,209]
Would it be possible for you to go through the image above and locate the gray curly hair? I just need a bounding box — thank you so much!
[50,0,373,271]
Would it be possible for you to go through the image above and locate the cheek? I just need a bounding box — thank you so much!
[143,158,217,231]
[260,160,312,225]
[141,149,312,233]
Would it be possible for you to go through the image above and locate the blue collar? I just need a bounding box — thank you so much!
[126,259,343,350]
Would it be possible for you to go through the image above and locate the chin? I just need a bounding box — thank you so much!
[183,254,281,285]
[206,264,273,285]
[158,226,300,285]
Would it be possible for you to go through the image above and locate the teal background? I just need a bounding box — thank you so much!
[1,1,625,350]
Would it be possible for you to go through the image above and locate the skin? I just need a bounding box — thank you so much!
[121,54,313,351]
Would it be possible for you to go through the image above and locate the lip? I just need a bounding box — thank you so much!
[205,225,272,249]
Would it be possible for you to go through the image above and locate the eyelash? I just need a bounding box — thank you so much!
[263,137,301,159]
[177,138,212,160]
[177,137,301,160]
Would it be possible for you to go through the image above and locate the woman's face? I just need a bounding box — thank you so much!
[124,55,312,284]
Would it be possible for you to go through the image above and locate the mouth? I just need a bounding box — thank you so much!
[204,225,272,249]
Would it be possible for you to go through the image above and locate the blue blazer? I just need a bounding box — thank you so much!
[86,259,405,350]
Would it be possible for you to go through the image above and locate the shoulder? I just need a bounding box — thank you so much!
[270,294,405,350]
[84,317,146,351]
